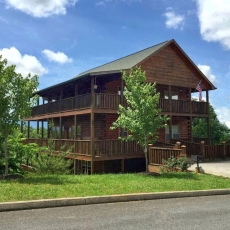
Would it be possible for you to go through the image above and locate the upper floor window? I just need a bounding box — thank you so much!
[164,91,178,100]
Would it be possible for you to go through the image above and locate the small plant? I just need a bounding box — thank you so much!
[32,139,73,175]
[160,155,194,173]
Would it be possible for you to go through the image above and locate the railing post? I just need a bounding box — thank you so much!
[222,141,226,159]
[181,145,187,157]
[175,142,181,149]
[200,141,205,158]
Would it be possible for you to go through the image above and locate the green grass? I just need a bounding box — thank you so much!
[0,172,230,202]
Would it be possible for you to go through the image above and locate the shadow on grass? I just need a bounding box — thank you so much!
[10,175,79,185]
[144,172,200,180]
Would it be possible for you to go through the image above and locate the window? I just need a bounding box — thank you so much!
[165,125,179,142]
[119,128,128,137]
[164,91,178,100]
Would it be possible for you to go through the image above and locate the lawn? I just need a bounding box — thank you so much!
[0,172,230,202]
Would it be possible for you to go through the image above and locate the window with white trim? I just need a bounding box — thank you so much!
[165,125,179,142]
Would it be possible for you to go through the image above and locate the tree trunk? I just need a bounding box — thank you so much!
[144,146,149,173]
[4,136,8,176]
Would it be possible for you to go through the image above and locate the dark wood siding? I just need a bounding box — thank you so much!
[142,43,210,90]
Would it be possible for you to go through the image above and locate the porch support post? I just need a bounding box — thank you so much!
[74,114,77,154]
[41,121,44,138]
[27,121,30,138]
[169,85,172,112]
[59,117,62,150]
[189,88,192,114]
[169,116,172,143]
[91,75,95,174]
[120,75,124,137]
[20,121,23,135]
[168,85,172,142]
[37,120,39,137]
[47,119,50,139]
[75,81,78,109]
[206,90,211,144]
[189,116,193,142]
[60,87,63,112]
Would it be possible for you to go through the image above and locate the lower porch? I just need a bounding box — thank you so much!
[24,138,145,174]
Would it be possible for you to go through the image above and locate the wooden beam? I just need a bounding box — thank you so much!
[120,75,124,137]
[20,121,23,134]
[206,90,211,144]
[27,121,30,138]
[169,115,172,143]
[37,120,39,136]
[59,117,62,139]
[169,85,172,112]
[41,121,44,138]
[91,75,95,158]
[189,116,193,142]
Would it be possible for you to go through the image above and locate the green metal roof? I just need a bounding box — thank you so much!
[75,40,170,78]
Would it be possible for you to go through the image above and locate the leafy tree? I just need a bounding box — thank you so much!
[192,104,230,144]
[0,56,39,175]
[110,67,169,172]
[0,128,39,175]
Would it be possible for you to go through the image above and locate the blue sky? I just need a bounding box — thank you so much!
[0,0,230,127]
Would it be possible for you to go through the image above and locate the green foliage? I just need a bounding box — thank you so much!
[192,103,230,144]
[161,156,194,172]
[0,55,39,175]
[0,129,39,175]
[31,139,72,175]
[110,66,169,171]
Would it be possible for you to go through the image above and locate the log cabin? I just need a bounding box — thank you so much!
[24,39,216,174]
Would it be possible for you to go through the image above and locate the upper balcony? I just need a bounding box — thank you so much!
[30,93,208,118]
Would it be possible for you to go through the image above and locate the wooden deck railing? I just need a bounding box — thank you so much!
[148,147,182,165]
[31,94,208,117]
[24,138,91,156]
[95,140,143,156]
[171,139,201,157]
[24,138,143,157]
[159,99,208,114]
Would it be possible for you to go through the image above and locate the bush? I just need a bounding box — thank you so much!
[31,139,72,175]
[160,156,194,172]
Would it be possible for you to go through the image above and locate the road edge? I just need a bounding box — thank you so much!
[1,189,230,212]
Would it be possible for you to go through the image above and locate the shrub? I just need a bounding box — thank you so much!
[31,139,72,175]
[160,156,194,173]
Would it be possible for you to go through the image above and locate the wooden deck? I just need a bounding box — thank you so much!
[24,138,144,160]
[31,93,208,117]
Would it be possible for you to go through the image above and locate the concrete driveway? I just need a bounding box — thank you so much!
[189,161,230,177]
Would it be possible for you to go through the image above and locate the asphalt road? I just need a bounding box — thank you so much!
[1,195,230,230]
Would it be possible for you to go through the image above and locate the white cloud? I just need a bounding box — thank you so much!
[215,107,230,128]
[96,1,105,7]
[0,47,47,77]
[42,49,73,64]
[196,0,230,49]
[198,64,217,84]
[5,0,78,18]
[96,0,141,6]
[163,7,185,29]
